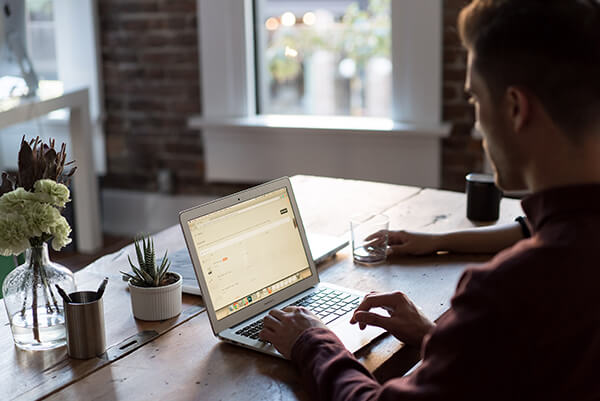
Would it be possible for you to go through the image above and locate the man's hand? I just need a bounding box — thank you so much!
[366,230,440,256]
[259,306,328,359]
[350,291,435,347]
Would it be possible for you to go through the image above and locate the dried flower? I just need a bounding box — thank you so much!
[0,136,75,255]
[0,136,76,196]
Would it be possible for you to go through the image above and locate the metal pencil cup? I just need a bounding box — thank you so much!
[64,291,106,359]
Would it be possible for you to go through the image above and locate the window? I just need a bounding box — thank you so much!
[255,0,392,117]
[26,0,58,81]
[0,0,58,99]
[194,0,448,187]
[1,0,105,175]
[198,0,442,123]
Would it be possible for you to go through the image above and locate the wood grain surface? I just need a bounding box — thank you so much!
[2,175,524,400]
[1,226,205,400]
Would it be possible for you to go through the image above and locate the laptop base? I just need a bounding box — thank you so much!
[219,283,387,358]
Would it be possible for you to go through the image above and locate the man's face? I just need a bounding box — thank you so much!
[465,52,527,191]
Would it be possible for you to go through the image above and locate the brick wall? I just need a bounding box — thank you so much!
[98,0,483,193]
[98,0,207,194]
[441,0,484,191]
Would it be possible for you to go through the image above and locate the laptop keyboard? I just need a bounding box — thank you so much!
[235,288,361,342]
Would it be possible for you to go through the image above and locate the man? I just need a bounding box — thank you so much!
[259,1,600,400]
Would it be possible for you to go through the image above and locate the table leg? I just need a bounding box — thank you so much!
[69,89,103,253]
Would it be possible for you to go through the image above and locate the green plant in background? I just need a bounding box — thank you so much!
[120,235,172,287]
[267,24,329,83]
[268,51,303,83]
[267,0,391,82]
[340,0,391,69]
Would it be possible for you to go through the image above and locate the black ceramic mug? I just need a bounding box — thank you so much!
[465,173,503,222]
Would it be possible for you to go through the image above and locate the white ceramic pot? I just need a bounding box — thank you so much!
[128,272,182,321]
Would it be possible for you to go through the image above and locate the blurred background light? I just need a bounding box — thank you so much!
[265,17,280,31]
[281,12,296,27]
[302,11,316,26]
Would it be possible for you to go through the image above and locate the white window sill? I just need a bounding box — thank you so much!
[188,114,451,138]
[187,114,450,187]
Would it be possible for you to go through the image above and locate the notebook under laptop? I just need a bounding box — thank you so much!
[179,177,385,358]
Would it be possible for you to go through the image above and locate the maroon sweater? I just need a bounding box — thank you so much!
[291,185,600,401]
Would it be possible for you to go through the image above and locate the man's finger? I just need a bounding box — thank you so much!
[263,313,282,330]
[351,292,403,321]
[259,326,276,342]
[364,238,384,248]
[297,306,316,316]
[365,229,387,241]
[282,306,300,313]
[269,308,290,320]
[353,311,390,330]
[387,244,408,256]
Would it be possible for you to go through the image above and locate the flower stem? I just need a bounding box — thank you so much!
[39,262,59,313]
[31,257,41,343]
[20,289,28,317]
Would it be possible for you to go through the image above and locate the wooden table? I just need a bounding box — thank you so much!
[1,176,524,400]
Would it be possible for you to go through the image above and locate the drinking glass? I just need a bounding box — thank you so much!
[350,214,389,265]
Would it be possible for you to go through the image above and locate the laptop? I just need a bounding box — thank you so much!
[179,177,386,358]
[170,233,348,296]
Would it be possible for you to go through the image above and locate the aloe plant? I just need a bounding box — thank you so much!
[120,235,172,287]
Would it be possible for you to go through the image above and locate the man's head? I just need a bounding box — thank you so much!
[458,0,600,190]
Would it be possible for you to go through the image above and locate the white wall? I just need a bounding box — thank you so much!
[101,189,216,236]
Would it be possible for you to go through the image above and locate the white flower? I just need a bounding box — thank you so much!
[0,212,31,256]
[33,179,70,208]
[0,179,73,255]
[0,187,38,212]
[50,215,72,251]
[22,202,61,238]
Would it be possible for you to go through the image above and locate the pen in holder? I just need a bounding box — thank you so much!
[64,290,106,359]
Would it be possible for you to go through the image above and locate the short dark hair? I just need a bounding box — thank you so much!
[458,0,600,137]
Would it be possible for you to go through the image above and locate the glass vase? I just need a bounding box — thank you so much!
[2,243,76,351]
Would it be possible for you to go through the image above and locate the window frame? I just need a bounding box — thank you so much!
[193,0,449,186]
[198,0,442,123]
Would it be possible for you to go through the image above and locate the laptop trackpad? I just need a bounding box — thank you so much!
[330,308,388,354]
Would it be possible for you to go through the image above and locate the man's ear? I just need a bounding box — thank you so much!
[505,86,530,132]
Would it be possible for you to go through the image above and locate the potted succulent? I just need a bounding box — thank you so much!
[120,235,182,321]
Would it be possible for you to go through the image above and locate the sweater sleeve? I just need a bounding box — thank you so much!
[291,327,384,401]
[290,268,510,401]
[290,327,438,401]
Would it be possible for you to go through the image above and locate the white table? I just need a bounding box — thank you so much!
[0,88,102,253]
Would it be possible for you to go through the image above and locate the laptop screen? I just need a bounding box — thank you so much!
[187,187,312,320]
